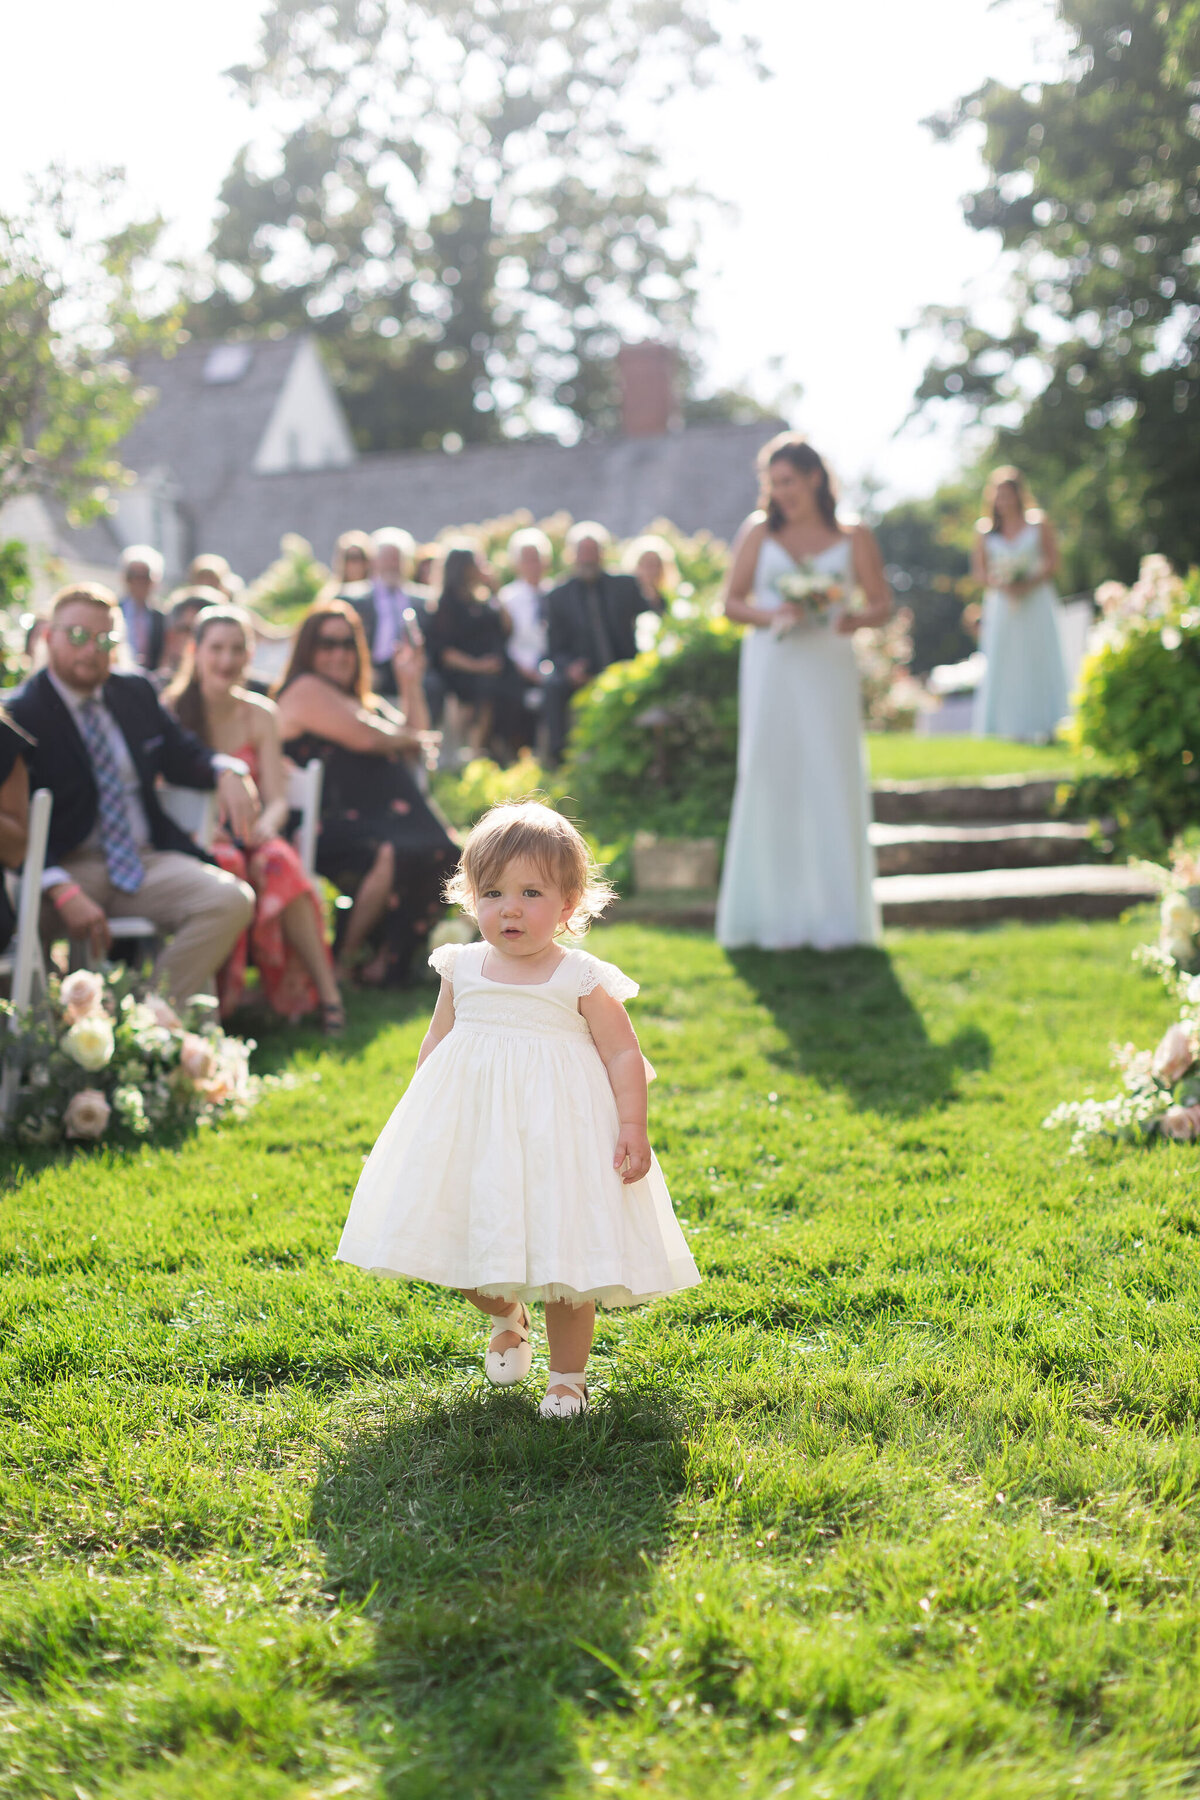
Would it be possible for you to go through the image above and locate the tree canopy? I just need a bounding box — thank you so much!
[0,170,181,525]
[190,0,756,453]
[912,0,1200,586]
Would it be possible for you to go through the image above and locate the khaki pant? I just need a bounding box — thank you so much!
[50,850,255,1008]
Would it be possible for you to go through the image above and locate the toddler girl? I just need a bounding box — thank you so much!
[336,800,700,1417]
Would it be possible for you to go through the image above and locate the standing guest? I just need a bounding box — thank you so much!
[157,590,211,689]
[165,606,344,1033]
[275,601,455,988]
[543,522,665,764]
[499,527,552,690]
[323,532,375,607]
[717,434,891,952]
[117,545,167,674]
[349,527,422,699]
[972,467,1069,743]
[425,546,526,758]
[624,534,680,616]
[8,584,257,1006]
[0,709,33,955]
[188,552,242,599]
[335,801,701,1419]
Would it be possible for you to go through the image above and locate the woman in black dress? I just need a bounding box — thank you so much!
[0,710,32,954]
[424,546,526,757]
[274,601,455,987]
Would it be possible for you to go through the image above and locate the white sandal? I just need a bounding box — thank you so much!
[538,1371,589,1420]
[484,1301,532,1386]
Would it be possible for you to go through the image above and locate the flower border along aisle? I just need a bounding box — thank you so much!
[1,967,263,1149]
[1044,975,1200,1153]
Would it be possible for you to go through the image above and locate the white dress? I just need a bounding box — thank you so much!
[716,535,880,951]
[336,941,701,1309]
[974,522,1069,741]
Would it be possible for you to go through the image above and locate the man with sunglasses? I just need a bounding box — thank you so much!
[8,584,258,1007]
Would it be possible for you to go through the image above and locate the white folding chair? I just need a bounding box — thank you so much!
[286,758,324,879]
[104,782,221,957]
[0,786,54,1124]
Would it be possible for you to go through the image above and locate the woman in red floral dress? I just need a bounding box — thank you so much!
[165,606,344,1032]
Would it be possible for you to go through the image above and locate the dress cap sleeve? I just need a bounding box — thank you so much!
[575,951,639,1003]
[428,943,461,982]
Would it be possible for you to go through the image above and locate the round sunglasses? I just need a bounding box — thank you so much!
[59,624,121,650]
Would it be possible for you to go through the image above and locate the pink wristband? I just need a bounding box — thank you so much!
[52,883,82,910]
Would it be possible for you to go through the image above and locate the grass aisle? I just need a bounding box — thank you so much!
[2,915,1197,1800]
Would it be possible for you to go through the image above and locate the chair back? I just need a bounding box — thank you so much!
[158,783,219,851]
[7,787,53,1012]
[286,758,324,878]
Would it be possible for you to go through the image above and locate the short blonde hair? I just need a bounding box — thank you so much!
[508,526,552,562]
[444,801,614,937]
[50,582,118,620]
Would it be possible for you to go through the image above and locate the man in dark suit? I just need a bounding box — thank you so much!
[543,521,665,763]
[117,545,168,674]
[9,583,258,1006]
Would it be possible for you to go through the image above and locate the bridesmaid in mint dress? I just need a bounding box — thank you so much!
[716,434,892,951]
[972,466,1069,742]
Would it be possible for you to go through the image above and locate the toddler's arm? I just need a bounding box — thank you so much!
[579,985,651,1184]
[416,978,456,1068]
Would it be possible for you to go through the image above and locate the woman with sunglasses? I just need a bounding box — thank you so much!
[165,605,344,1033]
[274,601,456,988]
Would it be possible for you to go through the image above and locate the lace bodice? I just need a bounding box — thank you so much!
[429,941,637,1038]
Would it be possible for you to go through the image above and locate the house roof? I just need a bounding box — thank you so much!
[120,334,304,517]
[200,418,780,577]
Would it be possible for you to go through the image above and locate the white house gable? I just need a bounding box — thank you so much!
[252,338,357,475]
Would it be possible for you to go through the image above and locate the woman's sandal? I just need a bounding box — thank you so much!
[320,1001,346,1038]
[538,1371,589,1420]
[484,1302,533,1386]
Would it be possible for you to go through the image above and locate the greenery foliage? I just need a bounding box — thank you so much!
[7,919,1200,1794]
[0,169,182,523]
[1069,558,1200,857]
[914,0,1200,589]
[191,1,757,451]
[243,533,332,625]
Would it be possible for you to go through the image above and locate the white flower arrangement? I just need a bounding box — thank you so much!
[1,966,265,1149]
[1044,977,1200,1153]
[772,564,846,633]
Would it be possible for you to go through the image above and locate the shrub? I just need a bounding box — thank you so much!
[1068,557,1200,859]
[244,534,331,624]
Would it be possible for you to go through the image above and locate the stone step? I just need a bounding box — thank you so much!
[870,819,1096,877]
[872,775,1062,825]
[618,864,1157,931]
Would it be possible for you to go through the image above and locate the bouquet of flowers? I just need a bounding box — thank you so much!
[1044,974,1200,1153]
[1134,833,1200,980]
[0,966,264,1149]
[773,563,846,633]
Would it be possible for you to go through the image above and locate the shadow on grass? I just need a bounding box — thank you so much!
[242,985,434,1079]
[730,945,990,1116]
[311,1385,687,1799]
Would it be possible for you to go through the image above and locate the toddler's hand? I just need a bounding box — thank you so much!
[614,1123,652,1185]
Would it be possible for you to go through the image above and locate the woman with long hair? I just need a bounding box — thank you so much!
[274,599,455,987]
[971,466,1069,741]
[164,606,344,1031]
[424,544,525,756]
[716,433,892,950]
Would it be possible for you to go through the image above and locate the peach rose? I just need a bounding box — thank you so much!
[143,994,182,1031]
[1160,1105,1200,1142]
[59,969,106,1025]
[63,1088,111,1140]
[1152,1022,1197,1087]
[179,1033,217,1084]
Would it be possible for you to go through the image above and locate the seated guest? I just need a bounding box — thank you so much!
[165,606,344,1033]
[188,552,242,600]
[8,584,257,1008]
[424,546,526,758]
[499,527,551,689]
[117,544,167,674]
[0,709,33,956]
[274,602,455,988]
[158,590,212,688]
[624,533,680,616]
[544,521,666,763]
[323,531,374,607]
[349,527,422,700]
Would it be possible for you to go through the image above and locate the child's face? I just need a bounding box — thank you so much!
[475,856,574,959]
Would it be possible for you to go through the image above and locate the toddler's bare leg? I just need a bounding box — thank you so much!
[544,1299,595,1397]
[462,1287,526,1352]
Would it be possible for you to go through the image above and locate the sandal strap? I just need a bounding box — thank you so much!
[544,1370,588,1399]
[489,1302,529,1345]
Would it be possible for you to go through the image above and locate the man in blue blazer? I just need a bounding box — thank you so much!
[9,583,258,1006]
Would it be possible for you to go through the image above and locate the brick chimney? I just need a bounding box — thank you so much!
[617,340,680,438]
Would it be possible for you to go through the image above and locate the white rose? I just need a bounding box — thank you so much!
[1162,892,1195,933]
[63,1088,111,1140]
[59,969,107,1025]
[62,1014,115,1072]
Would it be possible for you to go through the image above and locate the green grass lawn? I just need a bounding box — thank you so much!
[865,734,1078,783]
[5,911,1200,1799]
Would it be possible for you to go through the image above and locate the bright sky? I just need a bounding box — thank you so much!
[1,0,1065,504]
